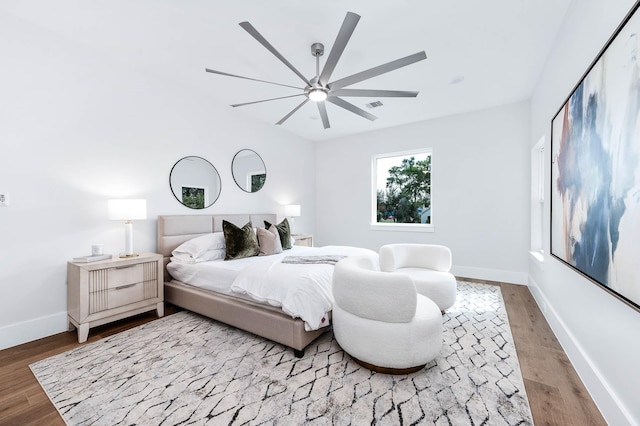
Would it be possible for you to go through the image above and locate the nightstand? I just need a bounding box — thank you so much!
[67,252,164,343]
[292,234,313,247]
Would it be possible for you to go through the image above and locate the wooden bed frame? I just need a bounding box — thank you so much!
[157,214,327,356]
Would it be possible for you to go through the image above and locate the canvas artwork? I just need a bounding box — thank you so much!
[551,3,640,311]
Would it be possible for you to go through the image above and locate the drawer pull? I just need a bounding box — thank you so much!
[115,283,137,290]
[114,265,135,270]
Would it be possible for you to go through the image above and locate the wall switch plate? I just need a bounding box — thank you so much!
[0,192,10,207]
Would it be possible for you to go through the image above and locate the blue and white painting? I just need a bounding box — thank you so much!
[551,5,640,310]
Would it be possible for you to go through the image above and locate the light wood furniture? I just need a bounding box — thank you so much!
[292,233,313,247]
[67,253,164,343]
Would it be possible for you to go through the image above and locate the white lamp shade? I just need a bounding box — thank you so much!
[284,204,301,217]
[108,199,147,221]
[108,199,147,257]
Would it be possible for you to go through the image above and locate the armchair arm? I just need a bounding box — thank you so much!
[379,244,452,272]
[333,255,417,323]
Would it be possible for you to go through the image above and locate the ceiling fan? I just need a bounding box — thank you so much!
[205,12,427,129]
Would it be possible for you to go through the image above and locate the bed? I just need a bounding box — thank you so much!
[157,214,372,356]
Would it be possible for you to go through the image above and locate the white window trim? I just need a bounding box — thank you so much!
[371,148,434,232]
[370,223,435,232]
[530,136,545,262]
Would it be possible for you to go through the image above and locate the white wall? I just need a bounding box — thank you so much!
[530,0,640,424]
[315,101,531,284]
[0,13,315,349]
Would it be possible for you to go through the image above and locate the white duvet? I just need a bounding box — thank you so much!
[230,245,376,330]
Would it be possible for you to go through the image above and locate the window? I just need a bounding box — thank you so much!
[371,149,433,232]
[530,137,545,258]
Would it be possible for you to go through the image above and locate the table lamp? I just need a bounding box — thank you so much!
[284,204,301,234]
[108,199,147,257]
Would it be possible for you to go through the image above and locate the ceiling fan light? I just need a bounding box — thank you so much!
[308,88,328,102]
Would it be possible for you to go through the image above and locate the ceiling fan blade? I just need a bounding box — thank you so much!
[239,21,311,86]
[330,89,419,98]
[205,68,303,90]
[317,102,330,129]
[318,12,360,86]
[231,94,305,107]
[328,51,427,90]
[276,98,309,125]
[327,97,377,121]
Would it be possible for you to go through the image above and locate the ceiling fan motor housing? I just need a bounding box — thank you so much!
[311,43,325,57]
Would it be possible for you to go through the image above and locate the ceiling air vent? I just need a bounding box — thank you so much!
[366,101,384,109]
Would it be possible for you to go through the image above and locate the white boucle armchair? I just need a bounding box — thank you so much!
[332,254,443,374]
[379,244,457,311]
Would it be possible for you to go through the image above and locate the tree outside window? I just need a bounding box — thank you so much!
[182,186,205,209]
[251,173,266,192]
[374,150,431,225]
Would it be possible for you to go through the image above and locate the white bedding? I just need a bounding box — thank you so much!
[167,245,376,330]
[167,246,317,293]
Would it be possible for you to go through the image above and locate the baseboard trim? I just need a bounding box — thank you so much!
[451,265,527,285]
[527,276,635,426]
[0,311,68,350]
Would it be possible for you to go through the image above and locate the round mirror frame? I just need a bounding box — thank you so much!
[169,156,221,209]
[231,149,267,193]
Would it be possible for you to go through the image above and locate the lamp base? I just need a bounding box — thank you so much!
[119,253,140,258]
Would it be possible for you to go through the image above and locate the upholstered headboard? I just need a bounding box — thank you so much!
[157,214,277,282]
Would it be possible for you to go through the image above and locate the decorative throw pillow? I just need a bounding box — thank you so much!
[257,225,283,256]
[264,218,292,250]
[222,220,260,260]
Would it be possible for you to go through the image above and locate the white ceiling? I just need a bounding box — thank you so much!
[3,0,573,142]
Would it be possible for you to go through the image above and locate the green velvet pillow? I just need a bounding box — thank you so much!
[264,218,292,250]
[222,220,260,260]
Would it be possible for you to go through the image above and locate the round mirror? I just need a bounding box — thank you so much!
[169,156,221,209]
[232,149,266,193]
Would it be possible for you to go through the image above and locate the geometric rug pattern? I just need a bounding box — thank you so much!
[30,281,533,425]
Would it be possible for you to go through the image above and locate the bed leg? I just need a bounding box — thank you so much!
[293,348,304,358]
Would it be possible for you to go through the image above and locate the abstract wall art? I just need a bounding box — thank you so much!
[551,1,640,311]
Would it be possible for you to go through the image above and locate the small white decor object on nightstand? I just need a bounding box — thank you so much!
[72,254,113,263]
[292,234,313,247]
[67,252,164,343]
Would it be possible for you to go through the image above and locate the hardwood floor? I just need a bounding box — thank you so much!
[496,282,606,426]
[0,283,606,426]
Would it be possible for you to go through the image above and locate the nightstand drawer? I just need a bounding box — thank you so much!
[107,282,146,309]
[293,234,313,247]
[107,264,144,289]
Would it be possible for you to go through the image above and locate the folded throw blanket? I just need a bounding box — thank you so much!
[281,255,347,265]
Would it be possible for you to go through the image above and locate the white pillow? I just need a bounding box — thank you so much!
[172,232,225,259]
[171,248,225,264]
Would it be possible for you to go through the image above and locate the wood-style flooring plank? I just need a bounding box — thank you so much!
[0,285,607,425]
[523,378,572,426]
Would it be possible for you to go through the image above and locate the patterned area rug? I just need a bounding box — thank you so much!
[30,281,533,425]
